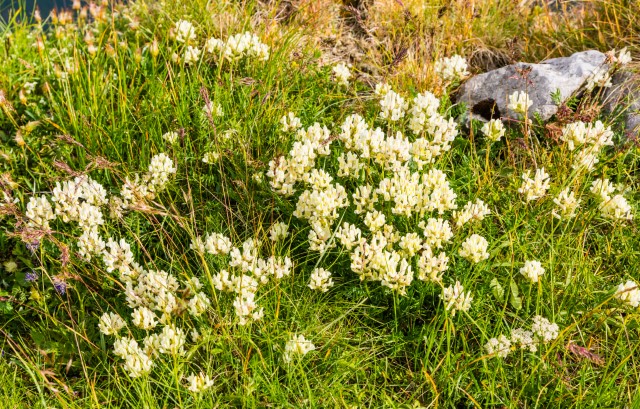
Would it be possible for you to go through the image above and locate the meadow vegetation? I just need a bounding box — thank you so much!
[1,0,639,407]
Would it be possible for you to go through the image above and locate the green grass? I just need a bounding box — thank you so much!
[1,1,640,408]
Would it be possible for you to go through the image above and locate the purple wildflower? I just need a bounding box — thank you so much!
[53,280,67,295]
[25,240,40,254]
[25,271,39,282]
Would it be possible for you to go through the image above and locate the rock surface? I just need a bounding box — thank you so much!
[525,0,580,12]
[457,50,608,122]
[602,70,640,136]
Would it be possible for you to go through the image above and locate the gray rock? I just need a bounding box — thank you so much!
[457,50,608,123]
[523,0,580,12]
[602,70,640,136]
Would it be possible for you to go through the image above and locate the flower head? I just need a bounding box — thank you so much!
[280,112,302,132]
[269,222,289,241]
[441,281,472,316]
[520,260,545,283]
[552,188,580,219]
[518,168,550,201]
[485,335,511,358]
[26,195,55,229]
[283,334,315,363]
[53,278,68,295]
[481,119,505,142]
[174,20,196,43]
[99,312,126,336]
[508,91,532,116]
[435,55,469,83]
[185,372,214,393]
[162,131,178,145]
[615,280,639,308]
[308,268,334,292]
[25,270,39,282]
[332,62,352,86]
[531,315,559,344]
[459,234,489,263]
[379,89,408,122]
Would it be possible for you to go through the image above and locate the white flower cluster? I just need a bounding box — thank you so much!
[294,182,348,253]
[162,130,179,145]
[510,327,537,352]
[94,218,216,379]
[204,237,293,325]
[507,91,532,117]
[434,54,469,83]
[560,120,614,171]
[379,89,408,122]
[585,66,612,91]
[183,45,202,65]
[174,20,196,44]
[607,47,632,65]
[552,188,580,220]
[519,260,545,283]
[518,168,551,201]
[375,167,458,217]
[185,372,214,393]
[614,280,639,308]
[23,175,116,263]
[113,337,154,377]
[267,123,330,196]
[25,195,56,229]
[269,222,289,241]
[98,259,204,377]
[485,316,560,359]
[124,267,204,324]
[191,233,233,255]
[171,20,269,65]
[206,32,269,62]
[121,153,177,207]
[513,153,633,224]
[280,112,302,132]
[417,246,449,283]
[98,312,126,336]
[531,315,560,344]
[332,62,352,86]
[26,175,103,234]
[441,281,473,316]
[480,119,506,142]
[407,91,458,167]
[283,334,315,363]
[589,178,615,201]
[132,306,157,330]
[408,91,438,132]
[308,268,334,292]
[267,87,490,308]
[560,121,613,152]
[484,335,511,358]
[599,194,634,222]
[590,178,633,221]
[421,218,453,249]
[453,199,490,227]
[459,234,489,263]
[148,153,177,189]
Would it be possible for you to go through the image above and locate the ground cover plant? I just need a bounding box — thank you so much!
[1,0,639,407]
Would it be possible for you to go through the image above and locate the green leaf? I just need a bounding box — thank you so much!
[550,88,563,105]
[509,279,522,311]
[490,278,505,303]
[0,302,13,314]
